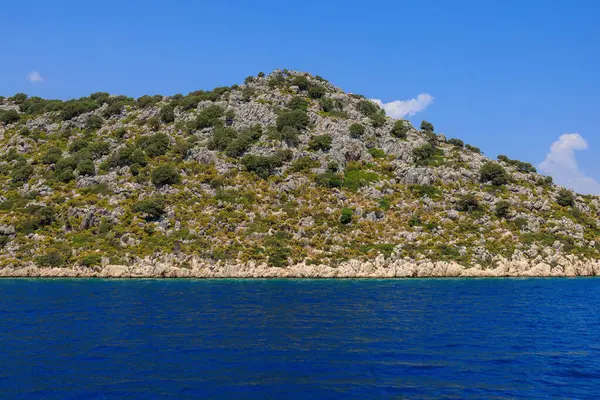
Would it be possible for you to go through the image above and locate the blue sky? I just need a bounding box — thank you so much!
[2,0,600,193]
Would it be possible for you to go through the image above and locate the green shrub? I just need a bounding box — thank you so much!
[480,162,509,186]
[69,138,89,153]
[160,104,175,123]
[36,251,66,268]
[11,163,33,183]
[192,105,224,129]
[340,208,353,225]
[497,155,536,173]
[456,194,479,212]
[288,96,308,111]
[556,188,575,207]
[391,120,408,139]
[137,133,170,157]
[241,152,289,179]
[290,157,319,172]
[133,198,165,220]
[258,72,265,78]
[0,110,20,124]
[343,168,379,191]
[77,159,95,176]
[349,123,365,138]
[368,148,386,158]
[308,85,326,99]
[279,126,300,147]
[21,205,55,233]
[356,100,379,117]
[0,235,9,248]
[225,125,262,157]
[409,184,441,199]
[308,134,332,152]
[465,144,480,153]
[151,164,181,186]
[9,93,28,104]
[207,127,237,151]
[85,115,103,131]
[420,120,434,132]
[447,138,464,148]
[495,200,510,218]
[137,95,162,108]
[412,143,436,165]
[41,148,63,164]
[80,254,102,267]
[291,76,309,91]
[315,171,343,188]
[276,110,309,132]
[60,99,98,120]
[370,113,386,127]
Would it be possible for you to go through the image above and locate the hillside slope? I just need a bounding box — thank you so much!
[1,70,599,277]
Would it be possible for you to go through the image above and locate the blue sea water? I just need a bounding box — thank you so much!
[1,279,600,399]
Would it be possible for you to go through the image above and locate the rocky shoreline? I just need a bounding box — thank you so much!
[2,254,599,278]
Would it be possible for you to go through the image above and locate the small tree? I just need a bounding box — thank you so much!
[308,134,333,152]
[420,120,434,132]
[480,162,509,186]
[495,200,510,218]
[291,76,309,91]
[391,120,408,139]
[151,164,181,186]
[160,104,175,123]
[357,100,379,117]
[0,110,20,124]
[447,138,464,148]
[276,110,309,132]
[308,85,326,99]
[340,208,353,225]
[349,123,365,138]
[556,188,575,207]
[85,115,104,131]
[370,113,386,127]
[412,143,435,165]
[133,198,165,220]
[456,194,479,212]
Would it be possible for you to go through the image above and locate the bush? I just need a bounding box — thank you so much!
[207,127,237,151]
[36,251,65,268]
[77,159,95,176]
[279,126,300,147]
[137,133,170,157]
[151,164,181,186]
[133,198,165,220]
[160,104,175,123]
[276,110,309,132]
[420,121,434,132]
[258,72,265,78]
[80,254,102,267]
[41,148,63,164]
[291,76,309,91]
[0,110,20,124]
[225,125,262,157]
[497,155,536,173]
[340,208,353,225]
[391,120,408,139]
[11,163,33,183]
[368,148,386,158]
[556,188,575,207]
[349,123,365,138]
[308,85,326,99]
[495,200,510,218]
[137,95,162,108]
[315,170,343,188]
[343,168,379,191]
[192,105,224,129]
[85,115,104,131]
[308,134,332,152]
[480,162,509,186]
[447,138,464,148]
[241,152,289,179]
[290,157,319,172]
[370,113,386,127]
[0,235,9,248]
[356,100,379,117]
[288,96,308,111]
[456,194,479,212]
[465,144,481,153]
[60,99,98,120]
[9,93,28,104]
[412,143,435,165]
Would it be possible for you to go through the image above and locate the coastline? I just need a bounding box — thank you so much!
[2,254,599,278]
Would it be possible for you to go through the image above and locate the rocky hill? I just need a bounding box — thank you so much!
[1,69,599,277]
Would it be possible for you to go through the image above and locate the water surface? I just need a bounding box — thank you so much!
[1,278,599,399]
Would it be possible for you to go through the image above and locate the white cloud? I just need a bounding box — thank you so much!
[539,133,600,195]
[371,93,434,119]
[27,71,44,83]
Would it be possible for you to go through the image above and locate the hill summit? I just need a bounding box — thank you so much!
[0,69,599,277]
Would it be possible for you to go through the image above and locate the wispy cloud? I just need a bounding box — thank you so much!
[539,133,600,195]
[27,71,44,83]
[371,93,434,119]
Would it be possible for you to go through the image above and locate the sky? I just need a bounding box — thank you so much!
[2,0,600,194]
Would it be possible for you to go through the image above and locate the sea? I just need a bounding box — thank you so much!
[1,278,599,399]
